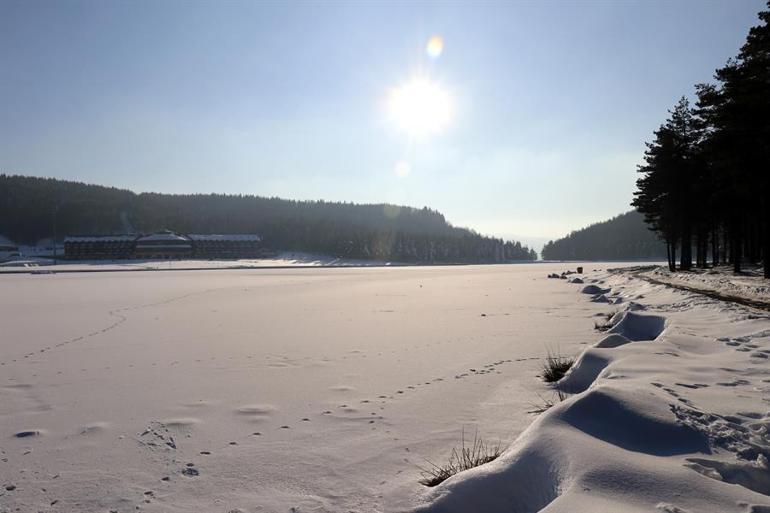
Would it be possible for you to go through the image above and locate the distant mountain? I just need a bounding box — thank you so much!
[541,210,666,261]
[0,174,536,263]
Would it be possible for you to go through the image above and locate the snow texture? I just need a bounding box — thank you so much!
[416,267,770,513]
[2,263,769,513]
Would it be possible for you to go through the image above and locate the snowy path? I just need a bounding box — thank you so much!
[633,265,770,311]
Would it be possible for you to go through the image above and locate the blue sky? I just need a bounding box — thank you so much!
[1,0,764,244]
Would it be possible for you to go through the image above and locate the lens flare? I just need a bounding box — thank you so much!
[388,78,452,138]
[395,161,411,178]
[426,36,444,58]
[383,204,401,219]
[425,36,444,59]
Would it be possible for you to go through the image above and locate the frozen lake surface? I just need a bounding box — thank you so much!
[0,264,607,512]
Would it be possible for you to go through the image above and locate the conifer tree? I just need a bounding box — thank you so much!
[634,1,769,277]
[633,98,699,271]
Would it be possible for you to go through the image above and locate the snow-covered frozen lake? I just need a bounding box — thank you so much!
[3,263,769,513]
[0,263,607,512]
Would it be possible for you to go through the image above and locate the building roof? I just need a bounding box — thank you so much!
[62,232,261,245]
[65,235,137,243]
[134,244,192,250]
[188,234,262,242]
[136,232,190,243]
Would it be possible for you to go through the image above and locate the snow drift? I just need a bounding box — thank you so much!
[607,311,666,341]
[556,349,613,393]
[416,269,770,513]
[581,284,610,295]
[594,333,632,349]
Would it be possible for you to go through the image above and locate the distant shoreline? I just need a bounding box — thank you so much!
[0,259,548,275]
[0,258,667,276]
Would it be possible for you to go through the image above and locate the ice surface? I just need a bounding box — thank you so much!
[3,263,769,512]
[0,263,608,512]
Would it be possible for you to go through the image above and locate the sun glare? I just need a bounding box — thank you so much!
[388,78,452,138]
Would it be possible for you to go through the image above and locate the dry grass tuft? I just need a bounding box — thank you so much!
[594,310,619,332]
[527,389,569,415]
[541,352,575,383]
[419,430,503,487]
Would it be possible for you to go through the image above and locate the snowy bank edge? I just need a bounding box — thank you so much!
[412,269,770,513]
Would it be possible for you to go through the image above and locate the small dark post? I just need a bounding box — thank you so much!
[52,199,57,265]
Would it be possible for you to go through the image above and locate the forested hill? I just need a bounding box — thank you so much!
[541,210,666,261]
[0,174,536,263]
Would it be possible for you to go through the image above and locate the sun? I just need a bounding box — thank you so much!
[388,78,452,138]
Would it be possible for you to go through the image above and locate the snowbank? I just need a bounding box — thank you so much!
[594,333,632,349]
[581,284,610,295]
[607,311,666,341]
[556,348,614,393]
[637,265,770,309]
[416,267,770,513]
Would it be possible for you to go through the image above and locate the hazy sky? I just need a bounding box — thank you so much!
[1,0,765,243]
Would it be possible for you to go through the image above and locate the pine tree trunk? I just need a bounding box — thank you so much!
[732,231,742,274]
[680,230,692,271]
[670,242,677,272]
[752,218,761,264]
[695,231,703,268]
[721,229,728,264]
[696,230,707,268]
[746,219,756,264]
[762,198,770,279]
